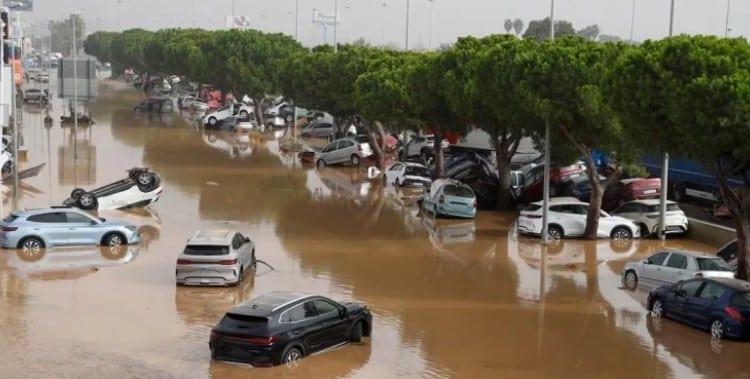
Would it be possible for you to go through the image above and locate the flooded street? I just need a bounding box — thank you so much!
[2,81,750,378]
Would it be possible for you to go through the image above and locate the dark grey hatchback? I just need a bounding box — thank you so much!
[209,291,372,366]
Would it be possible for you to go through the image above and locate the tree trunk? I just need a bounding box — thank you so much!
[432,131,444,179]
[252,98,264,130]
[369,121,387,170]
[495,147,513,210]
[583,153,604,240]
[736,215,750,280]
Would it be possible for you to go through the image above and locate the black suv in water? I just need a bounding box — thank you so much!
[209,291,372,367]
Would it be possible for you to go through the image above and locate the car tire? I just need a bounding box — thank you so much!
[266,123,274,131]
[624,270,638,290]
[710,319,725,340]
[101,244,128,260]
[208,117,217,126]
[239,110,248,118]
[103,232,126,247]
[136,172,158,191]
[70,188,86,201]
[351,155,361,167]
[611,226,633,240]
[1,161,11,174]
[317,159,326,169]
[650,298,664,318]
[282,345,303,365]
[78,192,98,210]
[350,321,364,343]
[17,237,45,261]
[547,225,564,240]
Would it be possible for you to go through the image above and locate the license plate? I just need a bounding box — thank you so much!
[643,189,657,194]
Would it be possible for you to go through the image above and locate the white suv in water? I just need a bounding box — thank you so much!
[175,230,256,286]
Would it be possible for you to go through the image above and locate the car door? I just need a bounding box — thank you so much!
[64,212,99,245]
[689,281,726,328]
[667,279,705,322]
[320,141,338,163]
[338,140,355,163]
[662,252,688,285]
[387,163,403,185]
[26,212,68,245]
[641,251,670,283]
[281,302,324,351]
[311,299,349,348]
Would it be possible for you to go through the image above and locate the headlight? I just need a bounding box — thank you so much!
[125,225,137,232]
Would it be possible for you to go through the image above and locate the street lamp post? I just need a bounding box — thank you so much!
[333,0,338,53]
[72,12,79,163]
[658,0,676,241]
[540,0,554,243]
[428,0,434,50]
[405,0,410,50]
[725,0,731,37]
[629,0,636,43]
[294,0,299,40]
[381,1,387,48]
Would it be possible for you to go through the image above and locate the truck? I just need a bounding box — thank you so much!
[640,155,744,203]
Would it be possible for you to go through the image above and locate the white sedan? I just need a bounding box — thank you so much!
[612,199,688,237]
[202,103,255,127]
[64,168,162,211]
[384,162,432,188]
[517,197,641,239]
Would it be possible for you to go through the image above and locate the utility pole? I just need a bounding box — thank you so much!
[404,0,410,50]
[659,0,675,241]
[724,0,731,38]
[629,0,636,43]
[72,13,79,163]
[294,0,299,40]
[428,0,434,50]
[333,0,338,53]
[11,11,18,190]
[541,0,554,243]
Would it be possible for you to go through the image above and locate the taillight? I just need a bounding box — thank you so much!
[694,272,703,278]
[219,259,238,265]
[176,259,193,265]
[1,226,17,232]
[438,195,445,204]
[725,306,744,322]
[246,336,279,346]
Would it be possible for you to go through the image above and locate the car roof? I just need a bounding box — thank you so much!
[531,197,585,205]
[656,249,721,258]
[230,291,314,316]
[12,207,80,217]
[395,161,427,168]
[705,277,750,291]
[628,199,676,206]
[187,229,236,245]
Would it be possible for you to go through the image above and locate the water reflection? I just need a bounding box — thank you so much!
[175,274,255,326]
[6,244,139,281]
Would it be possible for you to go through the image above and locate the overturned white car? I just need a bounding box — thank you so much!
[64,168,163,210]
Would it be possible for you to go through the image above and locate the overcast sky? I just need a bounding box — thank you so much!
[25,0,750,48]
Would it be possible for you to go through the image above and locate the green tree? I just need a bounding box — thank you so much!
[110,29,154,72]
[504,19,513,34]
[513,19,524,36]
[522,18,575,41]
[576,25,600,41]
[519,38,636,239]
[611,36,750,278]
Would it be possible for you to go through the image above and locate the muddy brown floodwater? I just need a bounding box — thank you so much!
[1,81,749,379]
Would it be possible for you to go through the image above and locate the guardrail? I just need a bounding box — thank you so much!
[687,218,736,247]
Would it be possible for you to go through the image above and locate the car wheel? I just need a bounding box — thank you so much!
[103,232,125,247]
[239,110,248,118]
[547,225,564,240]
[18,237,45,261]
[208,117,217,126]
[650,298,664,318]
[351,154,361,167]
[350,321,364,343]
[101,244,128,260]
[317,159,326,169]
[282,346,303,365]
[70,188,86,201]
[78,192,98,210]
[266,123,274,131]
[136,171,155,187]
[710,319,725,340]
[611,226,633,240]
[624,270,638,290]
[1,161,11,174]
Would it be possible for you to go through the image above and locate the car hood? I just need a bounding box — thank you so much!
[100,219,136,228]
[344,302,367,313]
[607,215,637,225]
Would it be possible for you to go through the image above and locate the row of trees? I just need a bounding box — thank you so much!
[84,29,750,279]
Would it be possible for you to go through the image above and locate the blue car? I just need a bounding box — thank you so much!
[648,277,750,340]
[421,179,477,219]
[0,207,140,254]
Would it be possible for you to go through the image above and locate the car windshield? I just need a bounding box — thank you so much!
[443,185,474,198]
[183,245,229,256]
[405,166,430,177]
[646,204,681,212]
[696,257,733,271]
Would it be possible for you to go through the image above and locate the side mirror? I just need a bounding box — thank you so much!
[644,259,652,265]
[245,237,251,243]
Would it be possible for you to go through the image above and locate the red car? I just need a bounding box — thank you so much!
[603,177,661,211]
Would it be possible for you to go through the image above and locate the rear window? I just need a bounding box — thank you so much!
[184,245,229,256]
[3,215,17,223]
[731,293,750,307]
[219,313,268,329]
[443,185,474,198]
[405,166,430,177]
[645,204,681,213]
[696,258,733,271]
